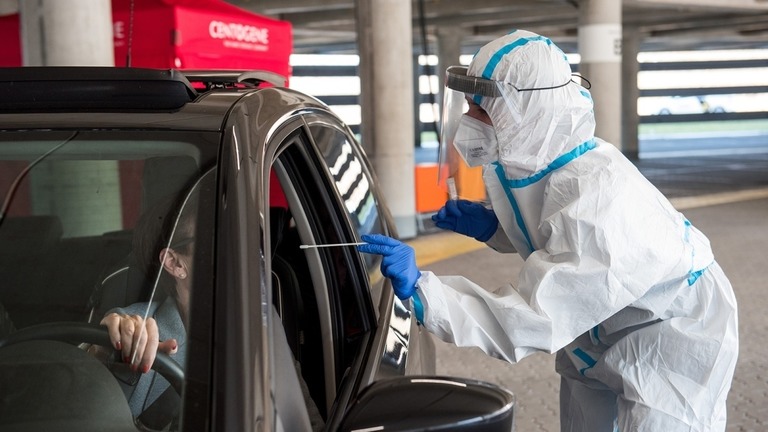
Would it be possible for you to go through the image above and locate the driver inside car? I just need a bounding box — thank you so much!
[99,174,325,431]
[99,188,197,429]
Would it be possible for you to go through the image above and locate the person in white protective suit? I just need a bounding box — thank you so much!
[358,30,739,432]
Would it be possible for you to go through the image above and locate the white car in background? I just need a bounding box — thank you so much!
[701,94,757,113]
[639,95,707,115]
[639,94,760,116]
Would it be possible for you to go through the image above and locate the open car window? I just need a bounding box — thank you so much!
[267,123,377,418]
[307,123,391,310]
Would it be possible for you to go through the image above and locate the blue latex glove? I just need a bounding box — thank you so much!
[357,234,420,300]
[432,199,498,242]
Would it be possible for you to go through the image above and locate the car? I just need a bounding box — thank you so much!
[638,96,700,116]
[0,67,515,432]
[704,93,768,114]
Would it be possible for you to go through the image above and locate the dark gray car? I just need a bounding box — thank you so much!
[0,67,514,431]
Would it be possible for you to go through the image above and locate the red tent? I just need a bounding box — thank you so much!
[0,14,21,67]
[113,0,292,77]
[0,0,292,77]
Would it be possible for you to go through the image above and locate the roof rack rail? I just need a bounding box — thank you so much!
[0,67,197,112]
[182,70,287,91]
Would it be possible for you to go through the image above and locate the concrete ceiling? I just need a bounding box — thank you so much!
[226,0,768,54]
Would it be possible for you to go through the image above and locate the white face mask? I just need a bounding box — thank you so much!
[452,115,499,167]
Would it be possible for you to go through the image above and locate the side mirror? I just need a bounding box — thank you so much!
[339,376,515,431]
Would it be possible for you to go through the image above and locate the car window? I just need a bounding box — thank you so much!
[269,127,376,417]
[0,130,217,431]
[308,124,390,309]
[308,125,385,237]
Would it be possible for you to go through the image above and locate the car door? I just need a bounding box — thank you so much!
[268,118,377,423]
[300,118,433,383]
[268,112,436,430]
[204,97,379,431]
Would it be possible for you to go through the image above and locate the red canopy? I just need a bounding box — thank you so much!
[0,14,21,67]
[1,0,292,78]
[113,0,292,77]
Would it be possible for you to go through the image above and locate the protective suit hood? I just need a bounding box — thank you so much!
[467,30,596,179]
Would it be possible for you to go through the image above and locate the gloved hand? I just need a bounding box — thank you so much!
[357,234,420,300]
[432,199,498,242]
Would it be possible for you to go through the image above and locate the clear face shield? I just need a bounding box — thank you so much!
[438,66,501,201]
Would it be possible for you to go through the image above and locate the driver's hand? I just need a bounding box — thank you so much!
[100,313,178,373]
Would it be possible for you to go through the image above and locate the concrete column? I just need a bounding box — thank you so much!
[577,0,622,148]
[19,0,114,66]
[18,0,119,237]
[30,160,123,237]
[622,26,641,160]
[356,0,375,157]
[0,0,18,15]
[356,0,417,238]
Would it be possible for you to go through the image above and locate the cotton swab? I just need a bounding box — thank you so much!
[300,242,366,249]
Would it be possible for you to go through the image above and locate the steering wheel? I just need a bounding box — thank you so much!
[0,321,184,394]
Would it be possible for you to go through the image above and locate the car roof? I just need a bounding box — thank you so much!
[0,67,326,132]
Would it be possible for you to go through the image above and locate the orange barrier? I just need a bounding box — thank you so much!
[415,163,447,213]
[415,163,487,213]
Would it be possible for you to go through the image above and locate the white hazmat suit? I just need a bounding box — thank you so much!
[416,30,739,431]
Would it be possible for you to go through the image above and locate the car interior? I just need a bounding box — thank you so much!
[0,134,215,422]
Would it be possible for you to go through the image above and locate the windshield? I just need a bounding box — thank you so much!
[0,130,217,430]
